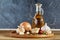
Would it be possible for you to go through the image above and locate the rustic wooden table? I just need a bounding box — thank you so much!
[0,30,60,40]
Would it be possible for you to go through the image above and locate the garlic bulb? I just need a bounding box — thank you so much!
[41,23,52,34]
[20,22,31,31]
[16,22,32,35]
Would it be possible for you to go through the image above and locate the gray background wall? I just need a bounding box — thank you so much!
[0,0,60,29]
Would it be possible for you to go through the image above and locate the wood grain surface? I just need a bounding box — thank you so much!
[10,31,54,38]
[0,30,60,40]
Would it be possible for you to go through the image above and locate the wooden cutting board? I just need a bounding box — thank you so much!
[10,31,54,38]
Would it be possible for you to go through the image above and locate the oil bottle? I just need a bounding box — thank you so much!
[32,3,45,31]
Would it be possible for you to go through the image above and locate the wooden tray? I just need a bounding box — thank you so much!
[10,31,54,38]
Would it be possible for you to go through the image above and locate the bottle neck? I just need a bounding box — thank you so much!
[35,3,42,14]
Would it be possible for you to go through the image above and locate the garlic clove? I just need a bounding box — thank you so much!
[31,28,40,34]
[46,30,52,34]
[16,27,25,34]
[16,28,20,33]
[19,32,24,35]
[26,32,30,34]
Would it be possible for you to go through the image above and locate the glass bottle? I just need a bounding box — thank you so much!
[32,3,45,31]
